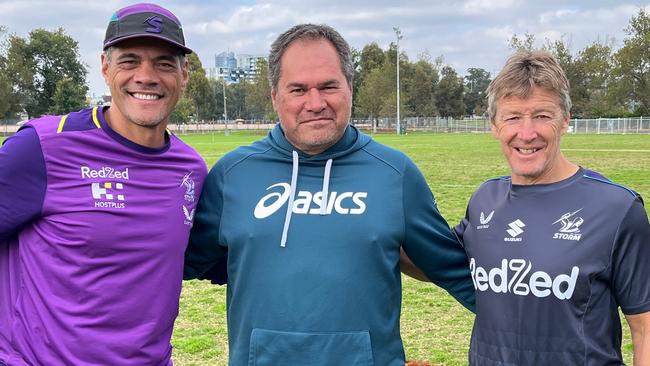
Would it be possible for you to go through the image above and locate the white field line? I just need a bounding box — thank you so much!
[563,148,650,153]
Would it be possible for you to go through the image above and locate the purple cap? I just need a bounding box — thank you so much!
[103,3,192,54]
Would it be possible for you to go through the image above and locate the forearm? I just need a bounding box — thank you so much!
[632,329,649,365]
[399,247,430,282]
[626,312,650,365]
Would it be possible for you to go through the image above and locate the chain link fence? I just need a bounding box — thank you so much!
[3,116,649,137]
[351,116,650,134]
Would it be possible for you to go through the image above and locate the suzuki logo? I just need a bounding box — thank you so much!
[505,219,525,241]
[506,219,525,237]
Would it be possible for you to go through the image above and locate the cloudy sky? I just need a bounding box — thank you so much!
[1,0,648,96]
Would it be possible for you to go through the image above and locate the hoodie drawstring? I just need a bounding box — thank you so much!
[320,159,333,215]
[280,153,334,247]
[280,151,300,247]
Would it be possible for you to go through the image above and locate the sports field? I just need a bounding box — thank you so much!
[172,131,648,365]
[2,131,647,364]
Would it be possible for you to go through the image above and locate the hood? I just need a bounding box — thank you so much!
[267,123,371,162]
[265,123,372,247]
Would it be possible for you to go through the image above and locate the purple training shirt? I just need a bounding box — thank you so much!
[0,107,207,365]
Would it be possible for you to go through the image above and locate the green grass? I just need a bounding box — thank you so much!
[3,131,647,365]
[172,131,648,365]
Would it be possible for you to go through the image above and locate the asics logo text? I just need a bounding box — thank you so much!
[254,183,368,219]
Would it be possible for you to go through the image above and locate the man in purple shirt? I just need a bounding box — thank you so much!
[0,3,207,365]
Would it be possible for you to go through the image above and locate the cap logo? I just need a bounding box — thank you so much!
[144,16,163,34]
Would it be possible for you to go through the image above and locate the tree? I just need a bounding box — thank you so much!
[227,80,247,119]
[573,42,614,117]
[169,96,195,124]
[508,33,536,51]
[435,66,465,118]
[544,37,595,117]
[357,42,385,85]
[50,77,87,115]
[0,71,14,121]
[610,8,650,115]
[6,28,87,118]
[185,53,215,121]
[463,68,490,116]
[0,25,18,121]
[356,55,394,120]
[245,58,274,120]
[405,58,438,116]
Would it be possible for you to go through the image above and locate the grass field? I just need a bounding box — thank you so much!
[2,131,648,365]
[172,131,649,365]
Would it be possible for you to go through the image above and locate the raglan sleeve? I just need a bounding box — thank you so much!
[610,196,650,315]
[0,126,46,242]
[401,158,476,312]
[183,161,228,284]
[454,206,471,247]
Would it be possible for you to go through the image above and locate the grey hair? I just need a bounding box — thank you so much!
[486,50,571,122]
[268,23,354,89]
[103,46,186,66]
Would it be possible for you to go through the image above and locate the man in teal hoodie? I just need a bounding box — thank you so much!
[184,24,474,366]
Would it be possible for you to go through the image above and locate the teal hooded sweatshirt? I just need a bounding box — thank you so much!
[185,124,475,366]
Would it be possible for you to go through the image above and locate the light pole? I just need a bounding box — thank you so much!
[393,27,402,135]
[222,75,229,136]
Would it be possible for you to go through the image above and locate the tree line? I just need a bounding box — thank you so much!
[1,8,648,124]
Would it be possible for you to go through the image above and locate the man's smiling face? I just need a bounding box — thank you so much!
[102,37,188,131]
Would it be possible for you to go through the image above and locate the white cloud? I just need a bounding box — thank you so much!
[192,4,293,34]
[483,26,515,43]
[3,0,648,95]
[539,9,578,24]
[463,0,520,15]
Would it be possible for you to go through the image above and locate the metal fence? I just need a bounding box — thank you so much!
[351,116,650,134]
[569,117,650,134]
[350,117,492,133]
[2,116,649,137]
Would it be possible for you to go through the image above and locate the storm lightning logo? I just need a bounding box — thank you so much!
[552,208,584,241]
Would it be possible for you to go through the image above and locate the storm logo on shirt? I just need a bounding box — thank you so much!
[254,182,368,219]
[552,209,583,241]
[469,258,579,300]
[180,172,196,203]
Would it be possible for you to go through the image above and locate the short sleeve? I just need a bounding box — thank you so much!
[610,198,650,315]
[0,126,47,242]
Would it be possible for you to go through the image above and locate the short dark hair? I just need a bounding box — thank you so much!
[268,24,354,89]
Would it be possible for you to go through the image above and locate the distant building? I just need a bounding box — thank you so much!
[237,54,267,82]
[215,51,237,69]
[87,93,112,106]
[206,51,268,84]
